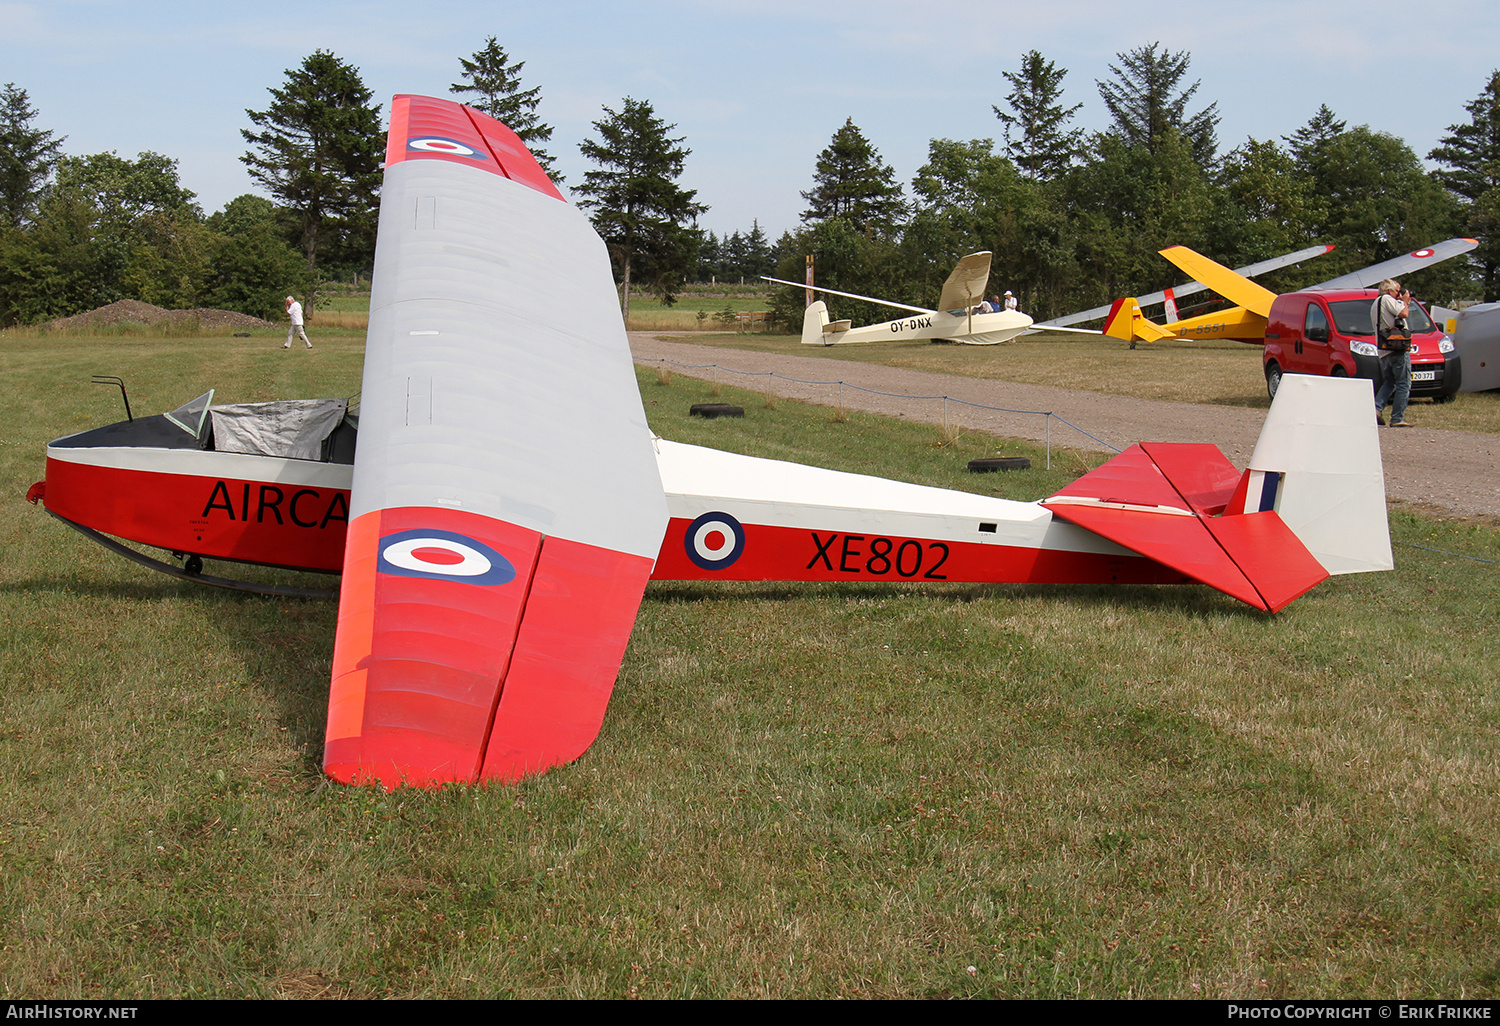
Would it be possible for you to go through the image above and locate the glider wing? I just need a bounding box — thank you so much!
[324,96,668,788]
[1035,244,1334,328]
[936,252,992,312]
[1311,238,1478,290]
[1157,246,1278,319]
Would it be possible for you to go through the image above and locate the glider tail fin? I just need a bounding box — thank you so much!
[1102,297,1174,343]
[1228,375,1393,575]
[801,300,850,345]
[801,300,829,345]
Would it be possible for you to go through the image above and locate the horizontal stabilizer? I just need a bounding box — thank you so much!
[1044,442,1328,612]
[1158,246,1278,318]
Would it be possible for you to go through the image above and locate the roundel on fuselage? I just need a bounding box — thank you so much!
[684,512,746,571]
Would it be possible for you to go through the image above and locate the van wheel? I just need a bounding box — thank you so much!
[1331,365,1348,378]
[1266,362,1283,400]
[1434,393,1457,404]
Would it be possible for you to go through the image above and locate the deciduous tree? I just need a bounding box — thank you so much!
[0,83,63,228]
[241,51,383,296]
[800,118,905,235]
[204,195,306,319]
[1096,42,1219,164]
[450,37,561,181]
[576,97,706,318]
[993,51,1083,181]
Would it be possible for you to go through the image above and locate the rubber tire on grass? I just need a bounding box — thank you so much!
[1434,393,1457,404]
[968,457,1031,473]
[690,403,744,419]
[1266,361,1283,400]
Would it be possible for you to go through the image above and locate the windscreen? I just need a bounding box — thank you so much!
[1328,299,1435,336]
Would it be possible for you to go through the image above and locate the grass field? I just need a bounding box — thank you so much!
[3,329,1499,998]
[666,331,1500,436]
[294,289,773,334]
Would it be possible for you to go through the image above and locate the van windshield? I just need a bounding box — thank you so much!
[1328,298,1435,336]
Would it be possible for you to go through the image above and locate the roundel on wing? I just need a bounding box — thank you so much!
[685,512,745,571]
[378,528,515,584]
[1411,248,1435,258]
[408,137,486,159]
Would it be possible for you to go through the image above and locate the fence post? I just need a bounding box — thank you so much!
[1045,414,1051,470]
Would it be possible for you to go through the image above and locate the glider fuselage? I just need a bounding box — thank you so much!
[36,415,1184,589]
[828,309,1033,346]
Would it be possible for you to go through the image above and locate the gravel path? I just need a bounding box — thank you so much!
[630,333,1500,519]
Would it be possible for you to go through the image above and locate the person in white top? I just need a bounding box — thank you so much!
[1003,290,1018,312]
[1371,279,1411,427]
[283,295,312,350]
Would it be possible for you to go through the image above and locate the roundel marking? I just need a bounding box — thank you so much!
[1411,248,1435,258]
[685,512,745,571]
[408,137,486,159]
[378,529,516,585]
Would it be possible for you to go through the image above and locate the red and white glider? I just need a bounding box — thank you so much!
[29,97,1394,789]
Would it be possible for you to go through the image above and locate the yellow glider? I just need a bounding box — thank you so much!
[1103,239,1478,346]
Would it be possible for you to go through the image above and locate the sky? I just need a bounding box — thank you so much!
[3,0,1498,239]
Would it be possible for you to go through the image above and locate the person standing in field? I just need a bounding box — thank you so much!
[283,295,312,350]
[1371,278,1412,427]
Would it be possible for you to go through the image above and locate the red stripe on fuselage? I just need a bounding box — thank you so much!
[43,456,348,572]
[650,518,1187,586]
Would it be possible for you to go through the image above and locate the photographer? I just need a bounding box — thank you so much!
[1372,278,1413,427]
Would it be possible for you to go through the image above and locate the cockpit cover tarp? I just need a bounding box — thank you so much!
[210,399,347,461]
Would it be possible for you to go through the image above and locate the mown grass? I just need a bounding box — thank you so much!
[2,334,1499,998]
[675,332,1500,435]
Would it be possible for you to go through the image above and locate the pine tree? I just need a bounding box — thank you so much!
[1430,71,1500,300]
[241,51,383,294]
[1096,42,1219,164]
[993,51,1083,181]
[742,219,774,279]
[800,118,905,235]
[0,83,64,228]
[576,97,706,318]
[1284,104,1347,167]
[449,37,561,182]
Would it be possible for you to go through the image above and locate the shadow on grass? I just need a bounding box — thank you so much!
[646,578,1273,620]
[1,568,338,777]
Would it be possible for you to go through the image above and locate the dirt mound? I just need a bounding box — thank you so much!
[48,300,275,332]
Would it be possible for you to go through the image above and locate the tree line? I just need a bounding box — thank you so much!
[1,40,1498,329]
[770,46,1500,331]
[0,40,704,326]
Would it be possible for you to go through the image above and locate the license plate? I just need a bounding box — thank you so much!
[1412,371,1436,381]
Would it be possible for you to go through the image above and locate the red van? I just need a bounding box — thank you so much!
[1262,289,1461,402]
